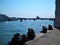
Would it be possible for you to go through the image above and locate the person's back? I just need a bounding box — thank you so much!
[41,26,47,33]
[48,25,53,30]
[30,28,35,39]
[8,33,20,45]
[31,28,35,34]
[27,28,32,40]
[21,34,27,42]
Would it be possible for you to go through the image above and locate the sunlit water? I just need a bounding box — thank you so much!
[0,20,54,45]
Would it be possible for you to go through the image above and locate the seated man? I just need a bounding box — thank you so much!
[48,25,53,30]
[40,26,47,33]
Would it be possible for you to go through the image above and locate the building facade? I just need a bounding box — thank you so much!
[54,0,60,29]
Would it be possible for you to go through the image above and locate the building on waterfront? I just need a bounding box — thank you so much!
[54,0,60,29]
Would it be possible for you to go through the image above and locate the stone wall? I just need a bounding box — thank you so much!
[54,0,60,29]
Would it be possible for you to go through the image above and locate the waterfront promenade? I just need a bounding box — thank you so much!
[26,28,60,45]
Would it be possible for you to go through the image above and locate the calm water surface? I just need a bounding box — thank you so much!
[0,20,54,45]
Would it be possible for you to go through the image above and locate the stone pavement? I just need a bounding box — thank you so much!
[26,28,60,45]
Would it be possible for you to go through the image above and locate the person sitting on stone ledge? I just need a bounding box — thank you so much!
[48,24,53,30]
[7,33,26,45]
[40,26,47,33]
[27,28,36,41]
[20,34,27,45]
[30,28,36,40]
[27,28,31,41]
[7,33,20,45]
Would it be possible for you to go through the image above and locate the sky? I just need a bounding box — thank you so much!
[0,0,55,18]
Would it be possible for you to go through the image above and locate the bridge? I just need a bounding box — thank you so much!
[17,18,55,22]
